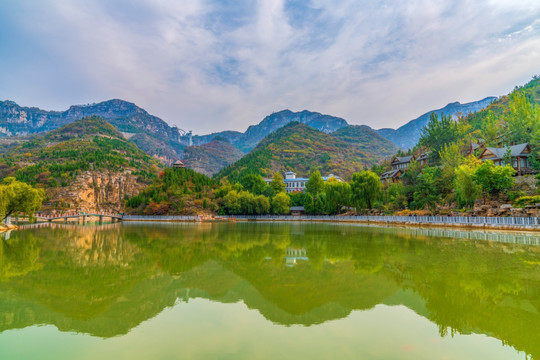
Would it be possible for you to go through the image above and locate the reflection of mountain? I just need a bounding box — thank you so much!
[0,223,539,358]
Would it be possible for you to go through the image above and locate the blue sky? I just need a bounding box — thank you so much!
[1,0,539,134]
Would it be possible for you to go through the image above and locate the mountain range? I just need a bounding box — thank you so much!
[0,95,496,175]
[376,97,497,149]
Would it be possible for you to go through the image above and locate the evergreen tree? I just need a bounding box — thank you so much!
[419,112,463,161]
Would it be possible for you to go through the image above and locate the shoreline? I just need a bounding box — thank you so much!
[12,214,540,235]
[119,215,540,234]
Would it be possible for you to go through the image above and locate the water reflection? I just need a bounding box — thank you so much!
[0,222,539,358]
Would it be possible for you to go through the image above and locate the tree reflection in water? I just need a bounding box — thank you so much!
[0,222,539,358]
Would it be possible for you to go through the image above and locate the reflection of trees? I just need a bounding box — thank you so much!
[0,233,42,280]
[1,222,540,358]
[1,225,155,322]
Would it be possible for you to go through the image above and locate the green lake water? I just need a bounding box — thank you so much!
[0,222,539,359]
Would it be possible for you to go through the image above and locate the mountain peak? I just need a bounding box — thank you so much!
[237,109,348,152]
[376,97,497,149]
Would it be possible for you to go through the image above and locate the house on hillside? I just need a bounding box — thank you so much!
[265,171,344,193]
[468,142,484,156]
[478,143,533,175]
[391,156,414,171]
[379,155,414,184]
[172,160,186,168]
[416,152,430,166]
[380,169,403,185]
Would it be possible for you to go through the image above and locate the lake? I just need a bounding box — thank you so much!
[0,222,538,359]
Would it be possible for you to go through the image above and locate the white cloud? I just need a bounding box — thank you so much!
[0,0,539,133]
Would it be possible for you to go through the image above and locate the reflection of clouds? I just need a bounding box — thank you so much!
[1,1,540,132]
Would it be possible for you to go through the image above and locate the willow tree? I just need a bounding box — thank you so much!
[350,171,382,211]
[324,177,351,215]
[0,177,45,224]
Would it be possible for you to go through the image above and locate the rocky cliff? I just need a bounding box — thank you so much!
[45,171,145,213]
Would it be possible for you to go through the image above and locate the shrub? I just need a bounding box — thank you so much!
[514,195,540,208]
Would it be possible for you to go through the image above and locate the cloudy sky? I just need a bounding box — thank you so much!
[1,0,539,134]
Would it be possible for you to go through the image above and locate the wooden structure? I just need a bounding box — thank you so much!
[390,156,414,171]
[172,160,186,168]
[380,169,403,185]
[478,143,533,175]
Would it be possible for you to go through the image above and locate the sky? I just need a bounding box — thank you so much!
[1,0,540,134]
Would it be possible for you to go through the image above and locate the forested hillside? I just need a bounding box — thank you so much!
[216,122,396,182]
[182,138,244,176]
[0,117,160,213]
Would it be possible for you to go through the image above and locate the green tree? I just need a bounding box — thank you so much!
[472,161,516,201]
[385,182,407,211]
[222,190,241,214]
[289,191,306,206]
[419,112,464,161]
[269,172,286,194]
[505,93,540,145]
[412,166,440,210]
[438,143,465,194]
[454,165,480,208]
[271,192,290,215]
[254,195,270,215]
[303,193,325,215]
[240,174,267,195]
[305,170,324,196]
[324,178,351,215]
[480,111,500,147]
[350,171,382,211]
[0,177,45,224]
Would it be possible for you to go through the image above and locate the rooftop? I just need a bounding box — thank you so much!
[481,143,530,160]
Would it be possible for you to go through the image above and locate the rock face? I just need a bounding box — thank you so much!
[377,97,497,150]
[48,171,144,214]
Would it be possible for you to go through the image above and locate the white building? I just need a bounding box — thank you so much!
[265,171,343,193]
